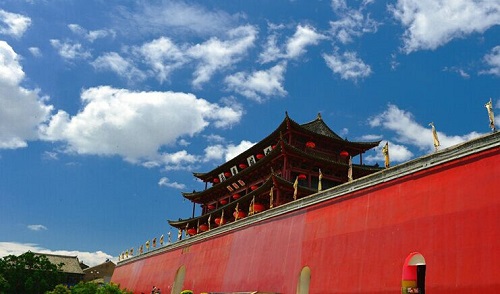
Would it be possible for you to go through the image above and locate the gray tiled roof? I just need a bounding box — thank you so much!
[35,253,84,274]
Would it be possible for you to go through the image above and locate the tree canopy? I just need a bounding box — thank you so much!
[0,251,64,294]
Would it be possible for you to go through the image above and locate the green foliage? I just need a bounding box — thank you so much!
[46,284,71,294]
[96,283,132,294]
[46,281,132,294]
[71,281,99,294]
[0,251,64,294]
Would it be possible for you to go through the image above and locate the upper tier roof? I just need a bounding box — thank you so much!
[184,139,382,203]
[192,113,380,182]
[297,113,343,140]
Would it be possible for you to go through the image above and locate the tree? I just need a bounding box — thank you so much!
[46,284,71,294]
[0,251,64,294]
[70,281,98,294]
[47,282,132,294]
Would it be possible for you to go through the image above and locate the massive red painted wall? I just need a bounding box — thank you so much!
[112,147,499,293]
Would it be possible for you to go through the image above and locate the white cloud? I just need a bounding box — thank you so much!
[93,26,256,87]
[40,86,243,166]
[0,9,31,38]
[360,134,383,141]
[368,104,483,153]
[323,50,372,81]
[443,66,470,79]
[364,140,414,164]
[259,24,326,63]
[481,46,500,77]
[224,140,255,161]
[203,144,225,162]
[136,37,187,83]
[92,52,147,83]
[286,25,326,59]
[42,151,58,160]
[158,177,186,189]
[389,0,500,53]
[27,224,48,231]
[123,1,241,37]
[225,62,287,102]
[0,242,115,267]
[68,23,115,42]
[50,39,92,61]
[203,140,255,163]
[0,41,53,149]
[188,25,257,88]
[158,150,199,171]
[329,0,379,44]
[28,47,41,57]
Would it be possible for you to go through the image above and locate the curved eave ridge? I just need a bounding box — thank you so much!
[297,114,343,140]
[182,142,283,202]
[168,176,274,229]
[290,117,380,151]
[183,140,381,202]
[168,174,316,229]
[193,115,379,182]
[191,117,289,182]
[281,140,380,172]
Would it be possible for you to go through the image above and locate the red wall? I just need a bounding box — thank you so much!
[112,147,499,293]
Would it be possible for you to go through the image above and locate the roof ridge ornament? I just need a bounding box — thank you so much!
[317,112,322,120]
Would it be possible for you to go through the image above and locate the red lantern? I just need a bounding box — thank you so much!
[219,199,228,205]
[306,141,316,148]
[213,178,220,183]
[187,228,197,236]
[207,204,215,210]
[256,153,265,160]
[340,150,349,158]
[215,217,227,226]
[250,185,258,191]
[224,172,231,177]
[298,174,307,180]
[232,193,241,200]
[239,163,247,169]
[253,202,265,212]
[199,224,209,232]
[233,211,247,219]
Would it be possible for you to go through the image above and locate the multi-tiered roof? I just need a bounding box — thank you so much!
[168,113,381,234]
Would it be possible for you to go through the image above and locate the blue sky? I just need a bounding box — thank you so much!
[0,0,498,266]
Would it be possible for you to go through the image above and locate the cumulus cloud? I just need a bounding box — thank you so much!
[202,140,255,163]
[286,25,326,59]
[50,39,92,61]
[368,104,483,153]
[0,9,31,38]
[481,46,500,77]
[120,0,241,37]
[0,242,114,267]
[188,25,257,88]
[158,177,186,189]
[329,0,379,44]
[68,23,116,42]
[92,52,147,83]
[94,25,257,87]
[0,41,53,149]
[323,50,372,81]
[136,37,187,83]
[259,24,326,63]
[225,62,287,102]
[389,0,500,53]
[27,224,48,231]
[364,140,414,164]
[28,47,41,57]
[39,86,243,167]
